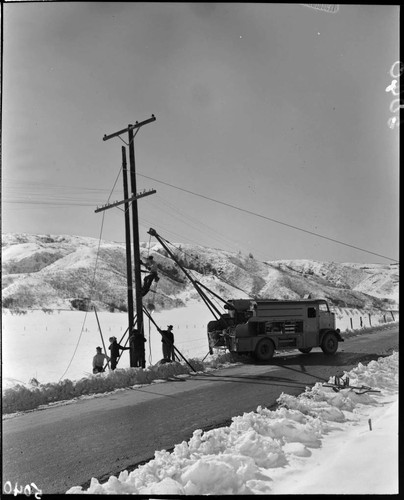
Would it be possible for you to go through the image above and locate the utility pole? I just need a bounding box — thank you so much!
[99,115,156,368]
[121,146,134,353]
[128,125,145,367]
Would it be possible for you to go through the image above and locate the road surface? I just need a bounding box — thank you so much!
[2,325,398,494]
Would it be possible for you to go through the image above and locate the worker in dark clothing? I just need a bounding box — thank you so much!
[130,329,147,367]
[108,336,130,370]
[141,255,159,297]
[159,325,175,362]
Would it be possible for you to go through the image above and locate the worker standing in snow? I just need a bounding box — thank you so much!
[108,336,130,370]
[141,255,159,297]
[159,325,175,362]
[129,328,147,367]
[92,346,110,374]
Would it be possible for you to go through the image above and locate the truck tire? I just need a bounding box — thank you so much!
[321,332,338,355]
[298,347,312,354]
[254,338,275,361]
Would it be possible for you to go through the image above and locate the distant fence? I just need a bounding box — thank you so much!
[2,308,399,334]
[334,309,399,332]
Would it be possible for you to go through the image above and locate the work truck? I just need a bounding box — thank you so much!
[207,298,343,360]
[146,229,344,363]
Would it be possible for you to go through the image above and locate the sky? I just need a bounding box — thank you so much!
[2,2,400,264]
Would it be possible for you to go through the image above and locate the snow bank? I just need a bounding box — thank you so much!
[2,353,233,415]
[2,303,398,413]
[66,352,398,495]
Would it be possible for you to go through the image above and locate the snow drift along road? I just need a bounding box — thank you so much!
[66,352,398,495]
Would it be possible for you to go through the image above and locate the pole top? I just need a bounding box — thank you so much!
[103,115,156,142]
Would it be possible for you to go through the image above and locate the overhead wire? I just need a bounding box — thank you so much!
[136,190,269,261]
[137,173,398,263]
[138,217,205,248]
[3,180,121,209]
[156,233,252,304]
[4,169,398,262]
[151,195,246,255]
[139,210,235,272]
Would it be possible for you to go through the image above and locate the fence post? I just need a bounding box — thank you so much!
[391,311,395,321]
[360,317,363,327]
[368,314,372,326]
[350,318,353,329]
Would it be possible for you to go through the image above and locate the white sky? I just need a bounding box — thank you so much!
[2,3,400,263]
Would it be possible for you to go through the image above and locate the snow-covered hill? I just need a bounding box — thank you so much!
[1,233,399,312]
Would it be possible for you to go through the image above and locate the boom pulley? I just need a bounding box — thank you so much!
[147,227,234,325]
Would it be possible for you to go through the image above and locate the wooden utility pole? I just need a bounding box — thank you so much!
[128,125,145,367]
[121,146,134,349]
[100,115,156,367]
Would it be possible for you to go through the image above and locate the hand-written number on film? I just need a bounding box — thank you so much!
[3,481,42,499]
[386,61,403,129]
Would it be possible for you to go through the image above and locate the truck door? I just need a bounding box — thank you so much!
[304,306,319,347]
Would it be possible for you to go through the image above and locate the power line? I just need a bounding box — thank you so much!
[137,173,399,263]
[3,180,118,207]
[4,200,95,207]
[151,195,253,257]
[3,174,398,262]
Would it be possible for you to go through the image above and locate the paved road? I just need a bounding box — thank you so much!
[3,325,398,494]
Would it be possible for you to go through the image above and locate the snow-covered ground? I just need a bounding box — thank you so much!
[1,302,397,386]
[65,351,398,495]
[2,303,214,386]
[2,303,398,494]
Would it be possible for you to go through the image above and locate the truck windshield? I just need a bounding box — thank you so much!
[319,303,329,312]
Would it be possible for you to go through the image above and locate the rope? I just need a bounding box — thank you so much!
[94,305,111,370]
[145,217,154,362]
[148,315,153,365]
[58,166,123,381]
[58,212,106,381]
[147,233,152,257]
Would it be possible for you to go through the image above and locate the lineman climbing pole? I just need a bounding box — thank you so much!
[97,115,156,367]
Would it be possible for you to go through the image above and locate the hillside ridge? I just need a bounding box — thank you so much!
[1,233,399,312]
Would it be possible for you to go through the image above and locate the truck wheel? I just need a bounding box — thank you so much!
[321,332,338,355]
[254,338,275,361]
[299,347,312,354]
